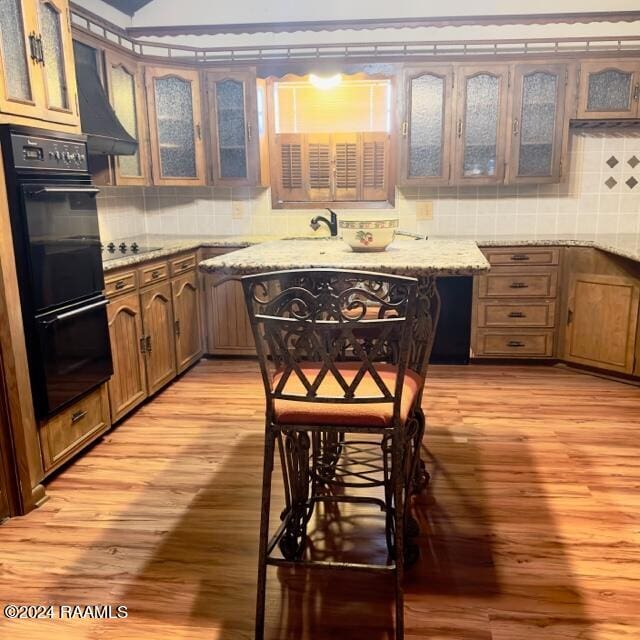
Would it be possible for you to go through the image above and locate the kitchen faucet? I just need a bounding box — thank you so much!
[310,209,338,236]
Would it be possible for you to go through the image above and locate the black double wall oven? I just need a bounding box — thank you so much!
[1,125,112,419]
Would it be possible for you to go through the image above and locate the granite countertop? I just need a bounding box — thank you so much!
[475,234,640,264]
[102,234,273,272]
[198,238,490,277]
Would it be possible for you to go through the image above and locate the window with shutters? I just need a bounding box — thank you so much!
[269,75,393,207]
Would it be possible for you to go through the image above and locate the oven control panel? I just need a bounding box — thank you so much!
[11,133,88,172]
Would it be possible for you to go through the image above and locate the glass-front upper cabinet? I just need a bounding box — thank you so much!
[105,50,148,185]
[508,64,569,184]
[577,61,640,119]
[453,65,510,185]
[399,66,453,186]
[36,0,78,125]
[145,66,205,186]
[0,0,78,126]
[206,69,260,186]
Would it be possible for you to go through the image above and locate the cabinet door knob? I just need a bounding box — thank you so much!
[151,270,160,279]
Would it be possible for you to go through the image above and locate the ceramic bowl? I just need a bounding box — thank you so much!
[338,217,399,252]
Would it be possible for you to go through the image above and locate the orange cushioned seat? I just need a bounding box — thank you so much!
[273,361,422,428]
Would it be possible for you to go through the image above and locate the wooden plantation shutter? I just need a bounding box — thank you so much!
[362,133,388,201]
[306,134,332,201]
[276,134,306,202]
[334,133,359,201]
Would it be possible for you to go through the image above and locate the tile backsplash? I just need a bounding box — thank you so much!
[97,133,640,241]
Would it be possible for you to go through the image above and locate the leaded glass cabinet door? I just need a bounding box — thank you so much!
[577,61,640,119]
[453,65,510,185]
[0,0,40,118]
[399,66,453,186]
[508,64,568,184]
[105,50,148,186]
[145,66,205,186]
[36,0,79,126]
[207,70,259,186]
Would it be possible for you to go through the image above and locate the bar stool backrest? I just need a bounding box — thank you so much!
[242,268,419,424]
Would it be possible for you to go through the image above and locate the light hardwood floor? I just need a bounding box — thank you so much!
[0,359,639,639]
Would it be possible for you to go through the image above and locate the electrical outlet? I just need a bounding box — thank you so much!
[416,201,433,220]
[232,201,247,219]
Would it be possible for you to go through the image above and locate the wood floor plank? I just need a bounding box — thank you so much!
[0,360,638,639]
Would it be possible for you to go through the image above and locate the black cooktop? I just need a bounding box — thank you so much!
[102,240,161,261]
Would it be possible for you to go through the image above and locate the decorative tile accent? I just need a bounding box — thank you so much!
[628,155,640,169]
[606,155,619,168]
[605,176,618,189]
[626,176,638,189]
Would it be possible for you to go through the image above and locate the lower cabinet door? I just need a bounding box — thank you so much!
[205,275,256,355]
[40,385,110,473]
[565,273,640,374]
[141,282,177,394]
[171,271,203,373]
[107,292,148,422]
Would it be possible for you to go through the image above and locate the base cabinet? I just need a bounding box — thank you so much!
[107,292,147,422]
[172,271,203,372]
[565,273,640,374]
[140,281,177,395]
[205,275,256,355]
[40,385,110,474]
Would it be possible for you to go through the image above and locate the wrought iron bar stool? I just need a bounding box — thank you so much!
[242,268,437,640]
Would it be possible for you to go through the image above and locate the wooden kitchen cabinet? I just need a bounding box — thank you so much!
[145,65,206,185]
[106,291,147,422]
[205,273,255,356]
[40,384,110,473]
[0,0,79,128]
[206,69,260,186]
[140,280,177,395]
[565,273,640,374]
[507,64,569,184]
[577,61,640,119]
[104,49,149,185]
[398,65,454,186]
[171,271,203,373]
[452,65,510,185]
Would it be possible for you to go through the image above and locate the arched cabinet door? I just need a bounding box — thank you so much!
[398,66,454,186]
[144,65,206,186]
[105,49,149,186]
[107,292,147,422]
[577,61,640,119]
[508,64,569,184]
[140,282,177,394]
[453,65,510,185]
[171,271,202,373]
[206,69,260,186]
[35,0,79,126]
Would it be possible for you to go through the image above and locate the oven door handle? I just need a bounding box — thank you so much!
[29,186,100,197]
[44,298,109,325]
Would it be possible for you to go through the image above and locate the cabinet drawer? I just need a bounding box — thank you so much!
[477,268,558,298]
[482,247,560,266]
[170,252,197,276]
[474,330,554,357]
[139,261,169,286]
[40,386,110,472]
[477,300,556,328]
[104,270,137,297]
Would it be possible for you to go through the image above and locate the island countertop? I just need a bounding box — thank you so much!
[198,238,490,277]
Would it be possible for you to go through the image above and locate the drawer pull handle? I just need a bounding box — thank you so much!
[181,262,190,269]
[71,410,87,424]
[510,254,530,261]
[510,282,529,289]
[151,270,161,279]
[508,311,526,318]
[115,280,126,290]
[507,340,525,348]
